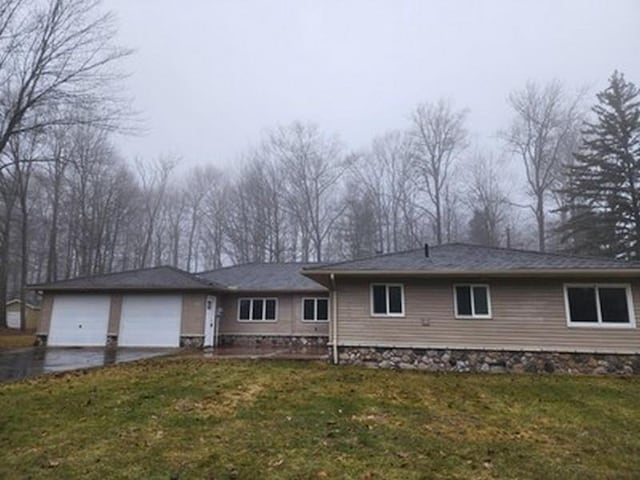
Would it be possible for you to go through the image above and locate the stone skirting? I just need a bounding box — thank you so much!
[34,334,203,349]
[336,346,640,375]
[180,336,204,349]
[220,334,328,349]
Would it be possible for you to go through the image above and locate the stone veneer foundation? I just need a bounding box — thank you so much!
[35,334,204,349]
[180,336,204,348]
[337,347,640,375]
[220,334,328,349]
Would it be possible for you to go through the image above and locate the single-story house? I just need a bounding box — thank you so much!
[303,243,640,373]
[32,263,328,349]
[32,243,640,374]
[6,299,41,330]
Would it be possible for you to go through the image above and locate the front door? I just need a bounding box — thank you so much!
[204,295,217,348]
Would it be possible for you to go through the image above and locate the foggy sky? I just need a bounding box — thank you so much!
[107,0,640,169]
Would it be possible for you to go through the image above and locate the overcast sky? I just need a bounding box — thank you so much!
[106,0,640,169]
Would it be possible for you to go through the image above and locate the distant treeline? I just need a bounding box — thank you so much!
[0,1,638,328]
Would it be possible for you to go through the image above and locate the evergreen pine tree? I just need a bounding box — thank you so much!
[560,71,640,259]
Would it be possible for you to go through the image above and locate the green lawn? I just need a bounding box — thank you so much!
[1,357,640,479]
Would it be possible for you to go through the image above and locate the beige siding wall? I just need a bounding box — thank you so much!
[336,277,640,354]
[108,294,122,335]
[218,292,329,337]
[181,293,207,336]
[37,294,54,334]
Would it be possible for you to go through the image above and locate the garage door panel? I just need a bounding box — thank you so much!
[119,295,181,347]
[48,295,110,346]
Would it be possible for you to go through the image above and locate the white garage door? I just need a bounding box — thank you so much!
[48,295,110,346]
[119,295,182,347]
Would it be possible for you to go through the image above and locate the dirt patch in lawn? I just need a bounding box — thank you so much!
[173,382,265,418]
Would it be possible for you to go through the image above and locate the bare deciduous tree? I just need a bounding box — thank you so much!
[135,156,176,268]
[270,122,347,262]
[0,0,131,327]
[410,99,468,244]
[465,153,512,247]
[501,80,584,251]
[348,131,422,253]
[0,0,131,161]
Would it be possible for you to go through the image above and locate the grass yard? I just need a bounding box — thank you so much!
[1,358,640,479]
[0,328,35,349]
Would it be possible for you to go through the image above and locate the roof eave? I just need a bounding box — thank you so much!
[29,286,222,292]
[302,268,640,278]
[223,287,328,294]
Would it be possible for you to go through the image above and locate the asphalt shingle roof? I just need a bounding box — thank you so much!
[31,266,222,291]
[197,263,326,292]
[304,243,640,273]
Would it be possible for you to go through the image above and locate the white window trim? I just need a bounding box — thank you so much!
[370,283,405,317]
[453,284,493,319]
[301,297,330,322]
[237,298,278,322]
[563,283,636,329]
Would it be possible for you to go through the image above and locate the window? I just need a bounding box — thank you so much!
[302,298,329,322]
[370,284,404,316]
[565,284,634,327]
[238,298,277,322]
[454,285,491,318]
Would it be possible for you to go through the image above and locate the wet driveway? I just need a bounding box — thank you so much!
[0,347,176,382]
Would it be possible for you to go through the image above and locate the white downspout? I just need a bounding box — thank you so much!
[331,273,338,364]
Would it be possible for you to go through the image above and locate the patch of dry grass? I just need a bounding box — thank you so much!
[0,328,35,349]
[1,357,640,479]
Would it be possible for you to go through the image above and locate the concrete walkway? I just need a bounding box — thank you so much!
[0,347,175,382]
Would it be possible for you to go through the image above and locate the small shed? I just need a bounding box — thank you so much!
[6,299,41,330]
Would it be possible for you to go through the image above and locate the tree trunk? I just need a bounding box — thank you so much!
[46,162,63,282]
[19,198,28,330]
[536,194,546,252]
[0,208,13,329]
[435,194,443,245]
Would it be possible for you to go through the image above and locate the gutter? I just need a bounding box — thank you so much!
[330,273,338,365]
[303,268,640,277]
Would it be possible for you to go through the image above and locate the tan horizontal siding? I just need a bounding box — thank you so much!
[219,292,329,337]
[37,294,53,334]
[108,294,122,335]
[181,293,206,336]
[336,277,640,354]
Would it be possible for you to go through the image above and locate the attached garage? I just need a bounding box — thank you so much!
[32,266,220,348]
[119,294,182,347]
[48,294,110,346]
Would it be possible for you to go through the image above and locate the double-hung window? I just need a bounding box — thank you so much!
[302,298,329,322]
[238,298,277,322]
[564,284,634,327]
[371,284,404,316]
[454,284,491,318]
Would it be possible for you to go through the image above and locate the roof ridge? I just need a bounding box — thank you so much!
[28,264,188,288]
[162,265,226,288]
[196,261,321,275]
[445,242,639,264]
[304,247,424,270]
